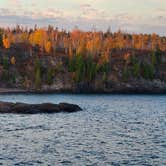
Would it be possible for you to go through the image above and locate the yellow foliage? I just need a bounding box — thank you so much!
[45,41,52,53]
[20,33,29,43]
[11,56,16,65]
[29,29,47,48]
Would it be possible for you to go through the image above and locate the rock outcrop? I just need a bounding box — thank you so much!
[0,101,82,114]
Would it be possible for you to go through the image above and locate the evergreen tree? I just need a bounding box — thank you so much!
[46,68,54,85]
[142,63,154,80]
[151,50,157,66]
[35,59,41,89]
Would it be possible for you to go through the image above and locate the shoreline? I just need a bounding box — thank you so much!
[0,88,28,94]
[0,88,165,95]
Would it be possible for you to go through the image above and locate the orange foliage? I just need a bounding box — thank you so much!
[76,39,87,56]
[1,26,165,59]
[69,45,73,58]
[3,37,10,48]
[124,53,131,62]
[98,51,110,65]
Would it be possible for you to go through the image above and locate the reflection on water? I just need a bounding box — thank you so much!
[0,94,166,165]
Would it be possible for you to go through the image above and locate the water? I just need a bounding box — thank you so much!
[0,94,165,166]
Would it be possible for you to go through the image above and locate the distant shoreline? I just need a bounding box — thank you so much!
[0,88,165,95]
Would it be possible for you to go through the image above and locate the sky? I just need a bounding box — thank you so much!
[0,0,165,35]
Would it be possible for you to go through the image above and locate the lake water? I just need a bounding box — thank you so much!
[0,94,165,166]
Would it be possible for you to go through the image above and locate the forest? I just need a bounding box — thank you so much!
[0,25,166,93]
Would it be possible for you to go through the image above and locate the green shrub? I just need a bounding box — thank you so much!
[129,55,140,78]
[68,56,76,72]
[2,70,9,81]
[3,56,9,70]
[130,54,137,64]
[35,68,41,89]
[102,72,108,82]
[100,62,109,74]
[132,62,140,78]
[35,59,41,89]
[68,54,109,83]
[142,63,154,80]
[46,68,54,85]
[151,50,157,66]
[155,47,162,64]
[122,65,129,81]
[85,55,97,81]
[11,74,16,84]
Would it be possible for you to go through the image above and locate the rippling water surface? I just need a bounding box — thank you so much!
[0,94,165,166]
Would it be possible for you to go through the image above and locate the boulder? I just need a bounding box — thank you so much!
[0,101,82,114]
[59,102,82,112]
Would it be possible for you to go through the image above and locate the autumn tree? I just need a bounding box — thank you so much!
[77,38,87,56]
[151,33,158,50]
[0,25,165,62]
[29,29,48,52]
[44,41,52,53]
[3,37,10,49]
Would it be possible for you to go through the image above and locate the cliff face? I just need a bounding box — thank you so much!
[0,48,166,93]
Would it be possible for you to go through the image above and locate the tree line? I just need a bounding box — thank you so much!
[0,25,165,55]
[0,25,165,89]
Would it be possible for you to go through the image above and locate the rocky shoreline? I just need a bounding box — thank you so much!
[0,86,165,94]
[0,101,82,114]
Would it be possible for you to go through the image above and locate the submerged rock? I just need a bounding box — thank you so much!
[0,101,82,114]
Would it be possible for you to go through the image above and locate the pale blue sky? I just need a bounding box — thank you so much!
[0,0,165,35]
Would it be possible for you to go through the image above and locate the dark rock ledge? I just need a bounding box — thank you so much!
[0,101,82,114]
